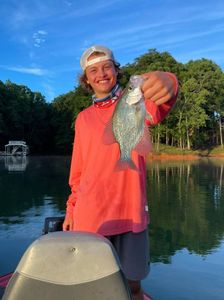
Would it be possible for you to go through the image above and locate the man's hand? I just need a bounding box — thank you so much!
[62,217,73,231]
[141,71,176,105]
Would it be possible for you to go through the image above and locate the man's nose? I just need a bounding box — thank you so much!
[97,67,106,77]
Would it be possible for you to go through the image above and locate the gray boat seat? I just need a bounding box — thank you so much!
[2,231,132,300]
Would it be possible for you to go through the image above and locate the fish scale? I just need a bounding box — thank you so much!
[110,75,152,171]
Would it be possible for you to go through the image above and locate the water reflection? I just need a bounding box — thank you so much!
[0,196,63,239]
[1,157,224,299]
[4,155,29,172]
[0,156,70,224]
[0,157,224,263]
[146,158,224,263]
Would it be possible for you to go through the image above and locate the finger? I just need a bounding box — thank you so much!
[143,81,166,99]
[62,223,68,231]
[141,74,157,92]
[141,70,165,86]
[145,76,174,99]
[63,221,71,231]
[153,93,172,106]
[149,85,173,102]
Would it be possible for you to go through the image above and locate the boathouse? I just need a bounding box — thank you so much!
[5,141,29,156]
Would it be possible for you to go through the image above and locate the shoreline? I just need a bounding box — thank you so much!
[147,153,224,160]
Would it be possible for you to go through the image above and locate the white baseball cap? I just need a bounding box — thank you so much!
[80,45,115,71]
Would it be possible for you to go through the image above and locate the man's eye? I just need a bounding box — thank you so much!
[89,69,96,73]
[104,64,112,69]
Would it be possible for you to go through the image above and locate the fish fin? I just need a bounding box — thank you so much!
[145,112,153,123]
[102,119,117,145]
[114,159,140,173]
[134,126,152,156]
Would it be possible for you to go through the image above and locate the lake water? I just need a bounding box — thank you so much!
[0,156,224,299]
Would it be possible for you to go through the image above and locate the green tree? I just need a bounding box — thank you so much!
[52,86,91,153]
[184,59,224,149]
[1,50,224,154]
[0,81,54,153]
[123,49,183,149]
[176,77,208,149]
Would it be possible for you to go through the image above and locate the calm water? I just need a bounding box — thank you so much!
[0,156,224,299]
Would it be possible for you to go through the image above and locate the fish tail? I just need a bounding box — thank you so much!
[114,158,140,173]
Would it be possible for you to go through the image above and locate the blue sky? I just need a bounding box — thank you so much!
[0,0,224,101]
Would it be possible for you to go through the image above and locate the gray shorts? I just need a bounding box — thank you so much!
[106,229,150,281]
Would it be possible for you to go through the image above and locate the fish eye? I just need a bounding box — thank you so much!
[128,86,133,91]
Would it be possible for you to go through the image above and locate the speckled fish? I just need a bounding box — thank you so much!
[104,75,152,171]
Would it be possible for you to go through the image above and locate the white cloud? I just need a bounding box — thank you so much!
[1,65,47,76]
[33,30,48,48]
[38,30,47,35]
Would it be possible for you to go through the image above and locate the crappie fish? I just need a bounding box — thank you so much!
[104,75,152,171]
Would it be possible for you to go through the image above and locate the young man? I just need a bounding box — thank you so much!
[63,45,178,300]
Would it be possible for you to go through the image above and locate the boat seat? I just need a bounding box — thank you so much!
[2,231,132,300]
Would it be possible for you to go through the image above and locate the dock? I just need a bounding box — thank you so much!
[2,141,29,156]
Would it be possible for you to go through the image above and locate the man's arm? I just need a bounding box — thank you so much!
[63,117,83,231]
[141,71,179,125]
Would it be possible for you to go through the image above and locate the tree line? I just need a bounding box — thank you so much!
[0,49,224,154]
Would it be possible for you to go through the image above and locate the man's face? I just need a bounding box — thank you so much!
[85,54,117,99]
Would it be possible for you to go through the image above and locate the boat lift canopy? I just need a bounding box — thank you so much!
[4,141,29,156]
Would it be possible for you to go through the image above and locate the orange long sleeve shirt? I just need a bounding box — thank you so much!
[65,73,178,236]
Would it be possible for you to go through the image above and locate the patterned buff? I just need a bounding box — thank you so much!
[93,84,122,108]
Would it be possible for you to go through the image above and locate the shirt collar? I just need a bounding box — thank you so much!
[92,83,121,103]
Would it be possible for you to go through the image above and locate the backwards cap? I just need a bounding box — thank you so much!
[80,45,115,71]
